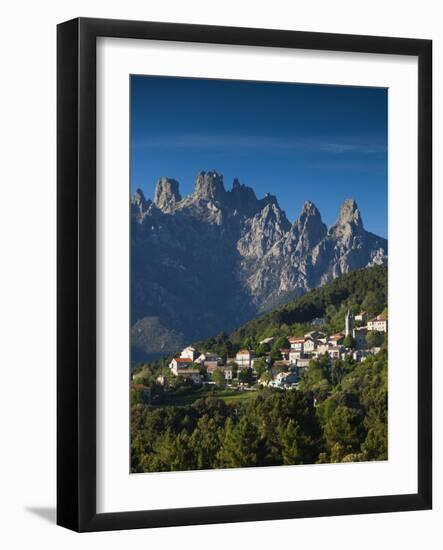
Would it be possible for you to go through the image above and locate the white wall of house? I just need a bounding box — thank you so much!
[304,339,316,353]
[368,320,388,332]
[180,346,197,360]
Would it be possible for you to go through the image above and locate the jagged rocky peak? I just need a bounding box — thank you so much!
[297,200,324,227]
[261,192,279,209]
[154,177,182,212]
[132,187,147,207]
[229,177,260,216]
[131,172,388,358]
[336,198,363,230]
[132,188,151,216]
[232,177,241,190]
[293,200,327,249]
[260,201,288,225]
[283,200,327,255]
[237,202,291,259]
[193,170,226,203]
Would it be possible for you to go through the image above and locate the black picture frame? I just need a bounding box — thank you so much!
[57,17,432,532]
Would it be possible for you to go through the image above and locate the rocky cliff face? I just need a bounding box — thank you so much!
[153,177,182,212]
[131,171,387,359]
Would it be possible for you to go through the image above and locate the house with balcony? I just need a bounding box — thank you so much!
[194,352,222,369]
[367,314,388,333]
[288,336,305,352]
[235,350,256,369]
[327,345,345,360]
[303,337,317,354]
[169,357,194,375]
[175,368,202,384]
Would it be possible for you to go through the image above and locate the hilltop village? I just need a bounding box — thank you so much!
[133,310,388,398]
[130,265,389,471]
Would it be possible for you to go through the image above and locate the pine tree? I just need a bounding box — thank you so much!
[189,416,221,469]
[280,419,302,465]
[216,417,261,468]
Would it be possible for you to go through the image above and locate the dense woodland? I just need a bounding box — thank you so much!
[131,265,388,472]
[131,350,387,471]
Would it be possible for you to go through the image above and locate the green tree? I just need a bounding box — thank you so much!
[280,419,302,464]
[259,371,273,385]
[362,423,387,460]
[256,342,270,356]
[212,368,226,386]
[324,406,361,460]
[253,357,268,379]
[343,334,356,348]
[189,416,221,469]
[146,428,196,472]
[366,331,383,348]
[330,359,346,386]
[216,417,261,468]
[238,367,254,385]
[361,291,385,317]
[271,336,289,354]
[298,356,331,397]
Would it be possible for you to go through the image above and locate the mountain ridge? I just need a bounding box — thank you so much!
[131,170,387,360]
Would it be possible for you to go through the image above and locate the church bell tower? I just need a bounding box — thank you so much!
[345,309,353,337]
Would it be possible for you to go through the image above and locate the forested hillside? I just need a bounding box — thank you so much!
[192,265,387,360]
[131,350,387,471]
[131,265,388,472]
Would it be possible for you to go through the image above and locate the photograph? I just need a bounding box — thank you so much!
[129,75,389,473]
[0,1,436,543]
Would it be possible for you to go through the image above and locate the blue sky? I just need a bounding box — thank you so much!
[130,76,387,238]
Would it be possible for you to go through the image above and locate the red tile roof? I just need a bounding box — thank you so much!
[174,357,193,363]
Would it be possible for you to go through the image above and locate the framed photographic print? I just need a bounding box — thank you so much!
[57,17,432,532]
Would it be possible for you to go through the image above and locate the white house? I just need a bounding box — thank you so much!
[315,343,331,356]
[169,357,193,375]
[288,337,305,353]
[280,348,290,360]
[206,365,233,381]
[367,314,388,332]
[328,333,345,346]
[204,354,222,369]
[175,368,202,384]
[194,352,222,368]
[180,346,197,361]
[303,338,317,354]
[289,349,303,364]
[223,366,233,381]
[270,371,298,388]
[327,345,345,360]
[206,364,232,380]
[235,350,256,369]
